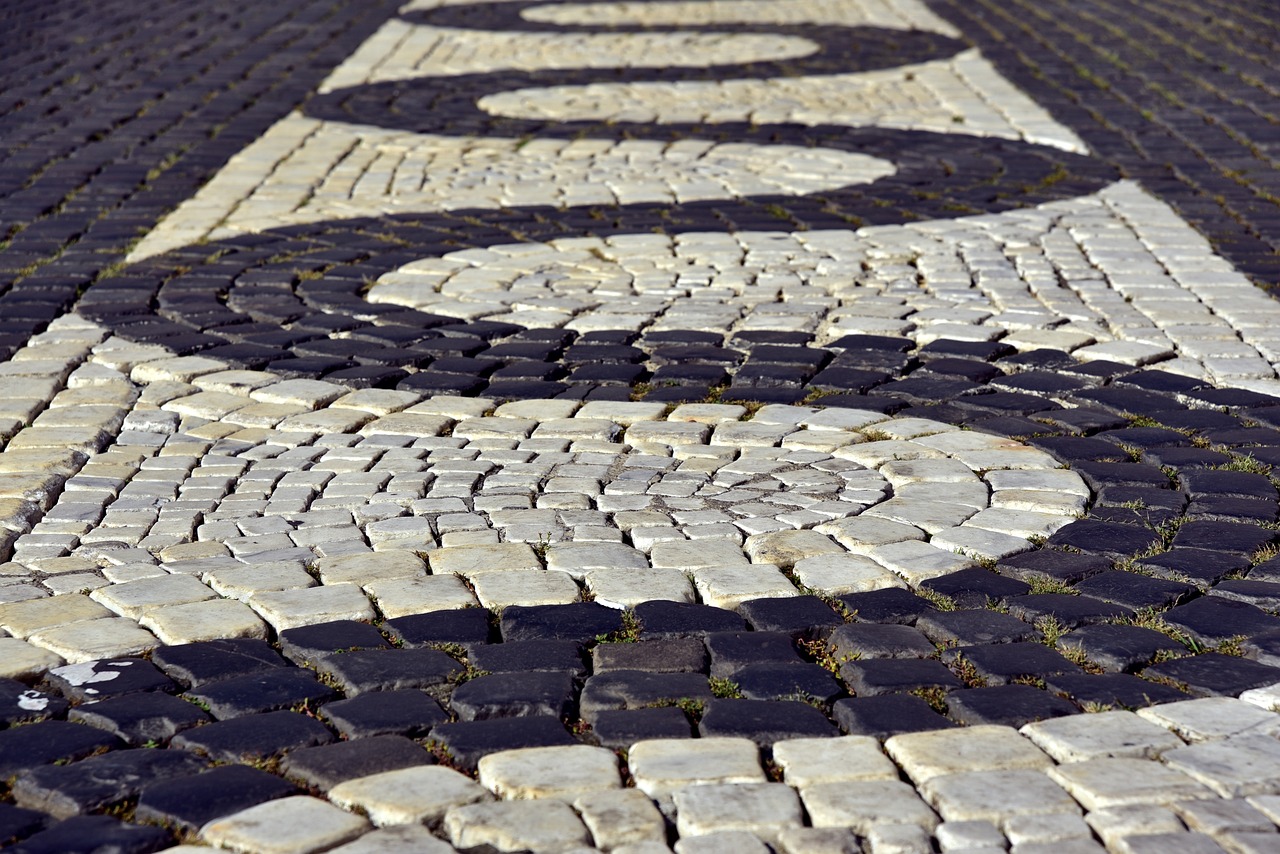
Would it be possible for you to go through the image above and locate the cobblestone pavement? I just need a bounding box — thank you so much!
[5,1,1280,852]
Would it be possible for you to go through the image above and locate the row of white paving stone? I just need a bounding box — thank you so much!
[367,183,1280,393]
[127,0,1082,259]
[0,309,1083,667]
[161,701,1280,853]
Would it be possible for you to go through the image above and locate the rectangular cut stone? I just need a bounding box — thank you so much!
[329,766,492,827]
[1021,711,1186,762]
[199,795,369,853]
[574,789,667,850]
[1137,698,1280,742]
[673,783,804,846]
[1047,758,1216,810]
[428,544,541,577]
[921,769,1080,824]
[885,725,1052,786]
[1161,734,1280,798]
[772,736,898,787]
[692,564,798,610]
[364,576,478,617]
[28,617,157,664]
[249,584,376,632]
[0,594,113,637]
[318,552,426,586]
[478,745,620,802]
[800,780,938,834]
[629,737,764,800]
[90,574,215,618]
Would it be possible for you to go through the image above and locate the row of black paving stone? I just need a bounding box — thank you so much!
[0,0,402,359]
[924,0,1280,288]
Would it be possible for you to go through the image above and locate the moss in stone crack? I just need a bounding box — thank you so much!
[595,609,641,645]
[916,588,956,612]
[708,677,743,699]
[909,686,948,715]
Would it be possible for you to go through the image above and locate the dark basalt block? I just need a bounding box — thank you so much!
[382,608,492,649]
[698,699,838,745]
[997,550,1112,585]
[312,648,462,697]
[183,668,338,720]
[579,671,713,722]
[633,601,747,637]
[1211,580,1280,611]
[278,620,390,665]
[1073,572,1195,611]
[0,803,48,848]
[839,658,962,696]
[915,609,1038,647]
[499,602,623,643]
[135,764,297,832]
[1057,624,1186,673]
[953,642,1081,686]
[1171,520,1276,556]
[280,735,433,790]
[704,631,803,678]
[468,640,587,677]
[1142,654,1280,697]
[920,569,1030,609]
[171,710,333,763]
[591,708,694,749]
[827,623,936,660]
[0,722,122,779]
[1047,519,1162,558]
[1045,673,1188,709]
[45,659,175,702]
[427,716,576,771]
[12,749,208,819]
[67,692,210,746]
[1004,594,1132,627]
[839,587,937,625]
[0,680,67,728]
[945,684,1078,728]
[1162,596,1280,646]
[319,690,448,739]
[1133,548,1250,589]
[832,695,955,740]
[732,662,844,705]
[7,815,171,854]
[591,638,708,674]
[449,670,577,721]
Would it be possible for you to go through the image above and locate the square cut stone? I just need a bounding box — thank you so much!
[743,530,844,569]
[365,576,478,617]
[140,599,268,645]
[28,618,158,664]
[1137,698,1280,742]
[800,780,938,834]
[90,574,215,618]
[0,594,113,637]
[250,379,346,408]
[249,584,375,632]
[328,766,492,827]
[199,795,369,853]
[470,570,580,609]
[792,553,905,595]
[478,745,620,801]
[673,783,804,846]
[692,564,797,610]
[629,737,764,799]
[1173,797,1277,836]
[772,737,898,786]
[204,564,317,601]
[1161,734,1280,798]
[574,788,666,850]
[586,567,695,609]
[0,637,63,679]
[429,544,541,577]
[1085,804,1186,850]
[651,539,748,569]
[885,725,1052,786]
[360,413,453,437]
[318,552,426,586]
[1021,711,1186,762]
[866,539,975,585]
[1047,758,1216,810]
[1003,812,1093,846]
[545,542,649,579]
[444,799,591,852]
[921,769,1080,824]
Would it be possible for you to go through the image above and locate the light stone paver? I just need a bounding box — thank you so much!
[629,737,765,800]
[470,569,581,609]
[444,799,592,852]
[328,766,493,827]
[673,783,804,846]
[886,726,1053,786]
[28,617,157,663]
[773,736,899,787]
[89,573,216,619]
[199,796,370,854]
[326,825,456,854]
[1161,735,1280,798]
[921,769,1081,824]
[478,745,621,801]
[1021,711,1187,762]
[365,575,479,616]
[1137,699,1280,742]
[248,583,376,631]
[317,552,426,586]
[800,780,939,834]
[139,598,267,644]
[691,563,798,610]
[429,543,542,577]
[1047,758,1217,810]
[574,789,667,850]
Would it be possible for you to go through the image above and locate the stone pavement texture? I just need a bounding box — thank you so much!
[4,0,1280,852]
